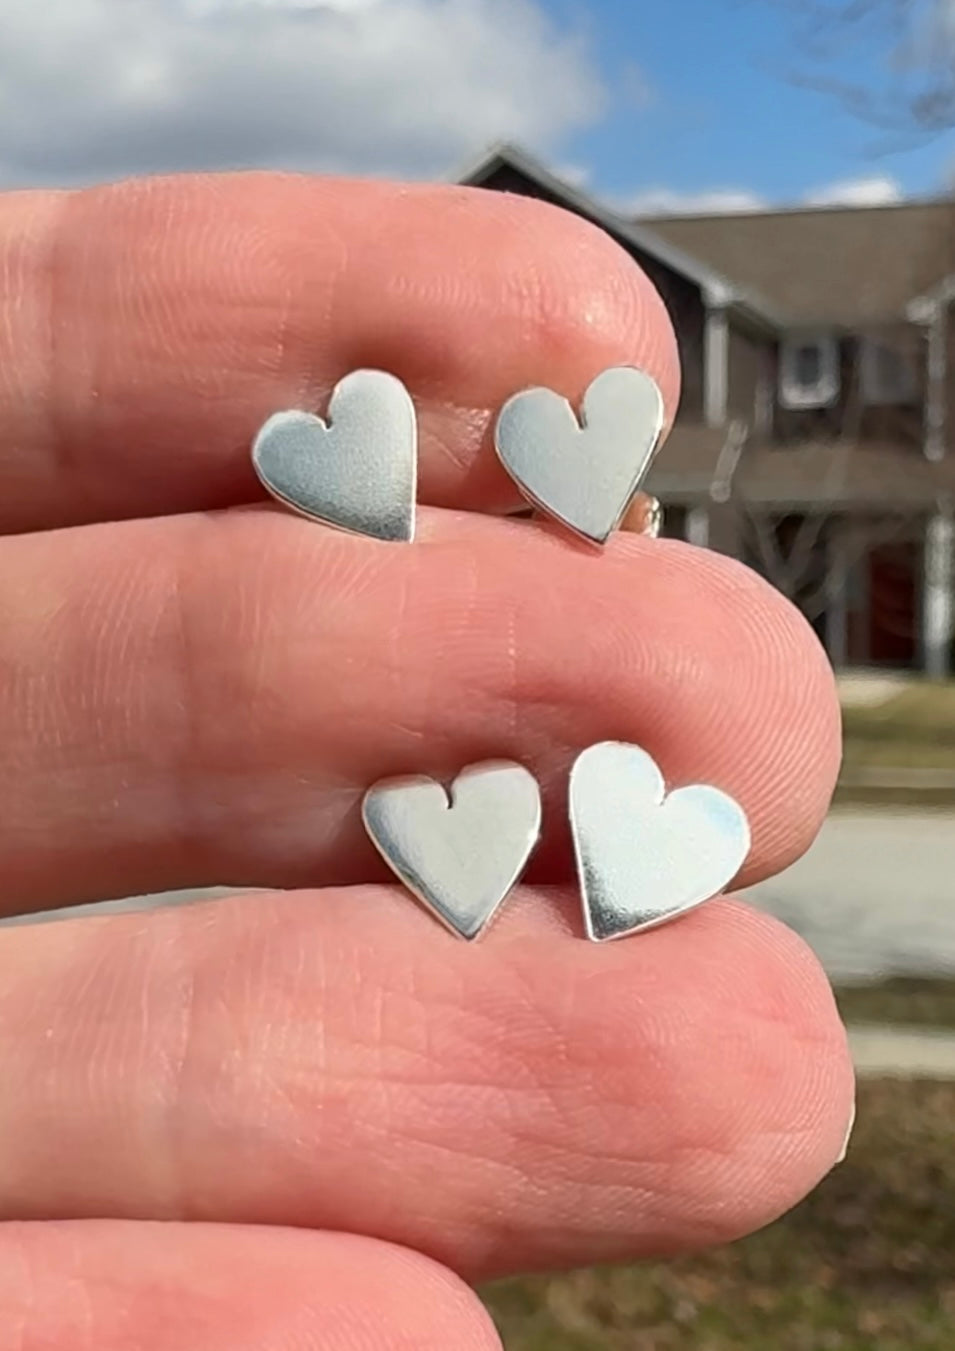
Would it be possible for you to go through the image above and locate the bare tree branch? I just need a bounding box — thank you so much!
[762,0,955,135]
[735,501,923,623]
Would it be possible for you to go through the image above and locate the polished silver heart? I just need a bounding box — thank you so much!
[362,761,541,940]
[252,369,417,542]
[570,742,750,942]
[494,366,665,545]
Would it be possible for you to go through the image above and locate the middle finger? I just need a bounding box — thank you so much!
[0,504,839,913]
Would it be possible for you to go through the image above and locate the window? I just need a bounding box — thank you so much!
[778,333,840,410]
[794,344,822,387]
[860,337,917,405]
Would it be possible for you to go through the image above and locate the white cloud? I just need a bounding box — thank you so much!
[804,173,904,208]
[627,186,768,217]
[624,172,908,218]
[0,0,606,187]
[554,162,591,189]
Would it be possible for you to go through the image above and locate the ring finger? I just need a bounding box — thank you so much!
[0,505,838,911]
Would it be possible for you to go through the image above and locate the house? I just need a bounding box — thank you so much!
[457,143,955,676]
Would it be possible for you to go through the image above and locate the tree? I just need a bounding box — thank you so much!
[770,0,955,137]
[712,420,928,665]
[731,4,955,673]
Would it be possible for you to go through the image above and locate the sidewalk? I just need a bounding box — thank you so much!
[748,809,955,983]
[849,1024,955,1078]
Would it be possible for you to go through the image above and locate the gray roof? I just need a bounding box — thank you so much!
[644,197,955,327]
[454,142,784,330]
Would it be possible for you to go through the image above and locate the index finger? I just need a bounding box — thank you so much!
[0,174,679,533]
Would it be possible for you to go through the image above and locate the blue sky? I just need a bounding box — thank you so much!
[1,0,953,205]
[554,0,955,210]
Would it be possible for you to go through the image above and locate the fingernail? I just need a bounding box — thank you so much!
[835,1098,856,1165]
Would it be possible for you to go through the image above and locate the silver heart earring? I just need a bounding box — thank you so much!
[570,741,750,942]
[362,760,541,940]
[252,369,417,542]
[494,366,665,546]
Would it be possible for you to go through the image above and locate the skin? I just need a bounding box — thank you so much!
[0,172,854,1348]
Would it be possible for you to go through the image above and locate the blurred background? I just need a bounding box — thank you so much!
[3,0,955,1345]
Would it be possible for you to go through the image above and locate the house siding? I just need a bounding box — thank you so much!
[854,324,924,450]
[665,274,704,422]
[463,148,955,676]
[770,327,924,450]
[706,500,742,556]
[727,320,771,426]
[946,310,955,458]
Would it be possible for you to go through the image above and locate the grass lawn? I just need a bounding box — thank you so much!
[841,683,955,746]
[833,783,955,807]
[838,681,955,803]
[481,1078,955,1350]
[835,977,955,1030]
[841,740,955,770]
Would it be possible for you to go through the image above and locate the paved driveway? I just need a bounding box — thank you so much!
[7,809,955,985]
[749,808,955,982]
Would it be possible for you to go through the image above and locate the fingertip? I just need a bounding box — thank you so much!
[476,186,682,425]
[537,895,854,1253]
[689,901,856,1239]
[606,535,842,884]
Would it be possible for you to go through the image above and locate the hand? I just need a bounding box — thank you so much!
[0,173,853,1348]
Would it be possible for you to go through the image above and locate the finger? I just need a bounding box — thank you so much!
[0,174,679,533]
[0,888,853,1280]
[0,1221,500,1351]
[0,507,839,913]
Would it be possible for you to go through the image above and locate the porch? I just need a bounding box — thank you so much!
[661,504,954,677]
[649,434,955,677]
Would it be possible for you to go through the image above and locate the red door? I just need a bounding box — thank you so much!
[868,541,918,668]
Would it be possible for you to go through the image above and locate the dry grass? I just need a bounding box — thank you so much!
[841,682,955,745]
[838,682,955,803]
[482,1079,955,1350]
[836,977,955,1030]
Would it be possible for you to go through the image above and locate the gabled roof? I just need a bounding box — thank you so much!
[454,142,784,330]
[644,197,955,327]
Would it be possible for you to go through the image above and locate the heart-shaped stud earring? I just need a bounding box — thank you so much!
[252,369,417,542]
[362,761,541,940]
[494,366,665,546]
[570,742,750,942]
